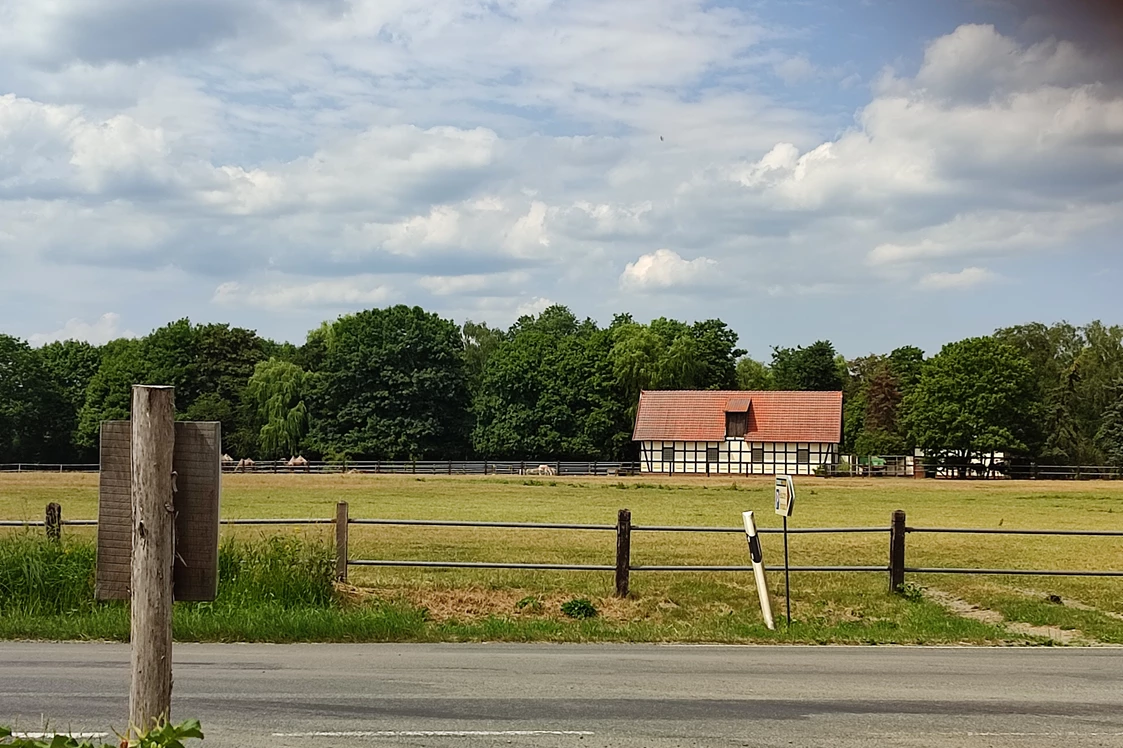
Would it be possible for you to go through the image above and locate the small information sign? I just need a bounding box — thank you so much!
[774,474,795,517]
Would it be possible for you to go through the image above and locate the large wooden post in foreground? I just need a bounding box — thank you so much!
[130,385,176,732]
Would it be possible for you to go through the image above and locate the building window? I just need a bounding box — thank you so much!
[706,446,719,463]
[725,411,747,438]
[797,447,810,464]
[662,445,675,463]
[751,444,764,463]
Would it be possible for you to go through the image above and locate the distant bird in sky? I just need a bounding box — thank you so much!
[660,135,664,141]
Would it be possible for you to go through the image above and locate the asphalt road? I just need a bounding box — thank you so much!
[2,643,1122,747]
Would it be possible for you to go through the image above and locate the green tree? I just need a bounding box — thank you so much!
[1097,382,1123,467]
[76,320,268,454]
[307,305,470,460]
[37,339,102,461]
[0,335,70,462]
[608,315,744,408]
[76,337,148,447]
[771,341,844,391]
[735,357,774,390]
[244,359,310,459]
[901,337,1041,464]
[473,306,630,459]
[995,321,1123,463]
[462,320,507,395]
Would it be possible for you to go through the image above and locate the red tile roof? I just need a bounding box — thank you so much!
[632,390,843,443]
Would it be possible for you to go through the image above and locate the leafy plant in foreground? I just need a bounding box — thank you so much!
[561,598,597,619]
[0,719,203,748]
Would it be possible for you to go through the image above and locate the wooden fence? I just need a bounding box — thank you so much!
[6,505,1122,597]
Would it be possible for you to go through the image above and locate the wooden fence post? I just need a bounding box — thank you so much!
[889,509,906,593]
[336,501,349,583]
[45,502,62,543]
[615,508,631,598]
[129,385,176,734]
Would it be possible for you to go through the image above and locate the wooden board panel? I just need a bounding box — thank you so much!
[96,421,132,600]
[96,420,222,602]
[172,421,221,602]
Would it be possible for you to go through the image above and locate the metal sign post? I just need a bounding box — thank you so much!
[775,475,796,627]
[741,511,775,630]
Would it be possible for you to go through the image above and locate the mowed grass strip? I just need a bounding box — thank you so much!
[2,473,1122,643]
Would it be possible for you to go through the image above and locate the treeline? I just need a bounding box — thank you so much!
[1,308,1121,466]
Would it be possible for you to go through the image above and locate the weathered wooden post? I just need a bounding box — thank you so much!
[889,509,906,594]
[129,385,176,733]
[45,502,62,543]
[615,508,631,598]
[336,501,349,583]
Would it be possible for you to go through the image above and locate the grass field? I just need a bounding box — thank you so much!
[2,472,1122,644]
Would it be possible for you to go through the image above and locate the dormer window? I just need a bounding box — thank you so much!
[725,411,747,438]
[724,395,751,438]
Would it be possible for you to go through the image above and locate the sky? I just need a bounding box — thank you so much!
[1,0,1121,359]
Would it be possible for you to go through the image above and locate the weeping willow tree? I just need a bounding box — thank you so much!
[244,358,309,459]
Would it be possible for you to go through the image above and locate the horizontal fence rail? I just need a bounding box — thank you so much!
[904,568,1123,576]
[5,505,1121,593]
[5,460,1123,480]
[220,460,641,476]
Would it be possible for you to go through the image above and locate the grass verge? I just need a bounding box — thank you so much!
[0,533,1046,644]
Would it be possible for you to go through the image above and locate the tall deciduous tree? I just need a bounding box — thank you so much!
[76,320,268,454]
[901,337,1041,463]
[609,316,744,407]
[771,341,844,392]
[244,358,310,459]
[0,335,70,462]
[1097,382,1123,467]
[735,357,774,390]
[473,306,630,459]
[38,339,102,460]
[308,305,470,460]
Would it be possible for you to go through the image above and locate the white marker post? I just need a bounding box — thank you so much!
[742,511,775,630]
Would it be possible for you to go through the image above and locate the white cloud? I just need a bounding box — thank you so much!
[918,267,997,290]
[619,249,718,292]
[515,296,554,318]
[212,277,393,310]
[773,55,816,85]
[418,271,531,297]
[503,201,551,255]
[28,312,136,346]
[2,8,1123,347]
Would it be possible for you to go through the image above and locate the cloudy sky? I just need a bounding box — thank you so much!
[2,0,1121,358]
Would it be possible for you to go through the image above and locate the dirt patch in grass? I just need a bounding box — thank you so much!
[924,587,1088,644]
[336,583,655,622]
[1008,586,1123,622]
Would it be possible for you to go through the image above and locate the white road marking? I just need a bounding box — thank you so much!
[11,733,109,740]
[273,731,595,738]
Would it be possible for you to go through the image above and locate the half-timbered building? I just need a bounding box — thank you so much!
[632,390,843,475]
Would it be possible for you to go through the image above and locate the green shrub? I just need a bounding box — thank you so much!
[214,535,334,608]
[895,582,924,603]
[0,534,97,615]
[515,595,543,613]
[1,719,202,748]
[0,534,335,616]
[560,598,597,619]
